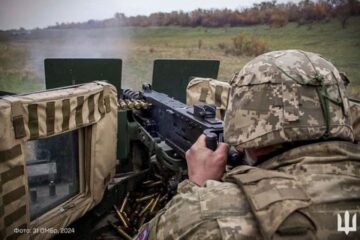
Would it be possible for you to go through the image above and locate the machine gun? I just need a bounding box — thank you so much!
[120,83,241,168]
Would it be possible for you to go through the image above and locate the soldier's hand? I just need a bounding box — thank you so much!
[185,134,229,186]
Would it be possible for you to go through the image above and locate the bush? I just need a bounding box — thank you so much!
[198,39,202,49]
[217,43,227,50]
[220,33,268,56]
[270,12,289,27]
[0,31,9,42]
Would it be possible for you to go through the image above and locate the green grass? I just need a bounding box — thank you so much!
[0,17,359,96]
[0,73,43,93]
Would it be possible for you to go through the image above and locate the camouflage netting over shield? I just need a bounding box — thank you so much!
[186,77,230,120]
[224,50,354,148]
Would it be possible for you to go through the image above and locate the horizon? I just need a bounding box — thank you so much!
[0,0,301,30]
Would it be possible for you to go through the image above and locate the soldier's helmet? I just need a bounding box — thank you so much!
[224,49,354,148]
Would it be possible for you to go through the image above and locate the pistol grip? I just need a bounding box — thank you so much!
[205,132,218,151]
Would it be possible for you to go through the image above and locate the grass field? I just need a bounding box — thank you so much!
[0,16,359,96]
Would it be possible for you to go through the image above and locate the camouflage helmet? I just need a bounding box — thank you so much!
[224,50,354,148]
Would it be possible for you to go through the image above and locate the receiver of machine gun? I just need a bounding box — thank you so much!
[121,84,241,166]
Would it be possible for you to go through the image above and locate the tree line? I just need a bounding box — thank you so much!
[49,0,360,30]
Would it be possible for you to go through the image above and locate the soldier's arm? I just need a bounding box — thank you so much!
[185,134,229,186]
[134,135,229,239]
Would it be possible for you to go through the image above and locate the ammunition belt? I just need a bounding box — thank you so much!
[118,99,151,110]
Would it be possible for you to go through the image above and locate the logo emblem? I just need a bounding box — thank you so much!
[337,211,357,235]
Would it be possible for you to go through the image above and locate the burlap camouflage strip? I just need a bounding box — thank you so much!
[3,186,25,206]
[98,90,105,116]
[0,206,28,240]
[12,116,26,139]
[0,165,26,237]
[88,94,95,123]
[0,202,3,219]
[76,96,84,127]
[0,146,23,230]
[28,104,39,139]
[104,96,111,113]
[4,205,26,227]
[28,90,111,135]
[0,178,3,218]
[215,85,223,107]
[0,145,22,164]
[11,101,26,139]
[6,223,27,240]
[199,88,208,102]
[62,99,70,131]
[46,101,55,136]
[104,85,112,113]
[1,166,24,184]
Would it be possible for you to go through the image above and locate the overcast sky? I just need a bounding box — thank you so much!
[0,0,301,30]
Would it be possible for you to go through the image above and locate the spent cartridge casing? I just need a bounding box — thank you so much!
[120,192,130,212]
[145,180,163,188]
[139,198,155,217]
[119,211,130,229]
[114,205,130,229]
[108,221,132,240]
[135,193,157,203]
[154,173,163,180]
[130,203,142,220]
[142,180,154,185]
[150,194,160,214]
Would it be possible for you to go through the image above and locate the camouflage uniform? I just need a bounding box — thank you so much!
[137,50,360,239]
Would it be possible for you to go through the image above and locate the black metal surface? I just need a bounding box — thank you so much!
[0,90,15,96]
[44,58,122,93]
[152,59,220,103]
[124,86,224,158]
[204,131,218,151]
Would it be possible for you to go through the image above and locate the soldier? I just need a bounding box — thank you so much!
[136,50,360,239]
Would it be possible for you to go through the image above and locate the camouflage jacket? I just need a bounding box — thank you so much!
[138,141,360,240]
